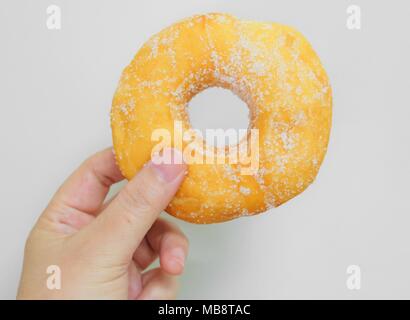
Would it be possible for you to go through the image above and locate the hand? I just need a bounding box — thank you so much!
[17,148,188,299]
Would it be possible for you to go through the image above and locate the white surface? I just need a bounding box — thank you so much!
[1,0,410,299]
[188,87,249,146]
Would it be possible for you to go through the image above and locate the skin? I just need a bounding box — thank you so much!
[17,147,188,299]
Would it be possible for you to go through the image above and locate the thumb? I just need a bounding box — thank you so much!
[85,148,186,261]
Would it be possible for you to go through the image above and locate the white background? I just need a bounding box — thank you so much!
[1,0,409,299]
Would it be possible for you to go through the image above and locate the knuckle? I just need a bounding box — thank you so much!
[81,156,95,171]
[180,233,189,248]
[118,184,159,218]
[163,231,189,250]
[154,219,189,249]
[173,225,189,246]
[167,223,189,247]
[117,206,140,229]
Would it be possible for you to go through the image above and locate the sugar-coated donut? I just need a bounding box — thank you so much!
[111,13,332,224]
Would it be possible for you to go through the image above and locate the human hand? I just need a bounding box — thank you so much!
[17,148,188,299]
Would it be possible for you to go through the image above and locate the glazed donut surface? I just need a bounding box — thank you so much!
[111,13,332,224]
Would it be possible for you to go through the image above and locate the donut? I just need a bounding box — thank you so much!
[111,13,332,224]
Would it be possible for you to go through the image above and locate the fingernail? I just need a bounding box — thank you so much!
[150,148,186,182]
[170,247,185,268]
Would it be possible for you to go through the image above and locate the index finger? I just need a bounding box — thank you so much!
[51,148,124,214]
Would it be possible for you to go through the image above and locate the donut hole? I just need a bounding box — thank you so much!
[187,87,250,147]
